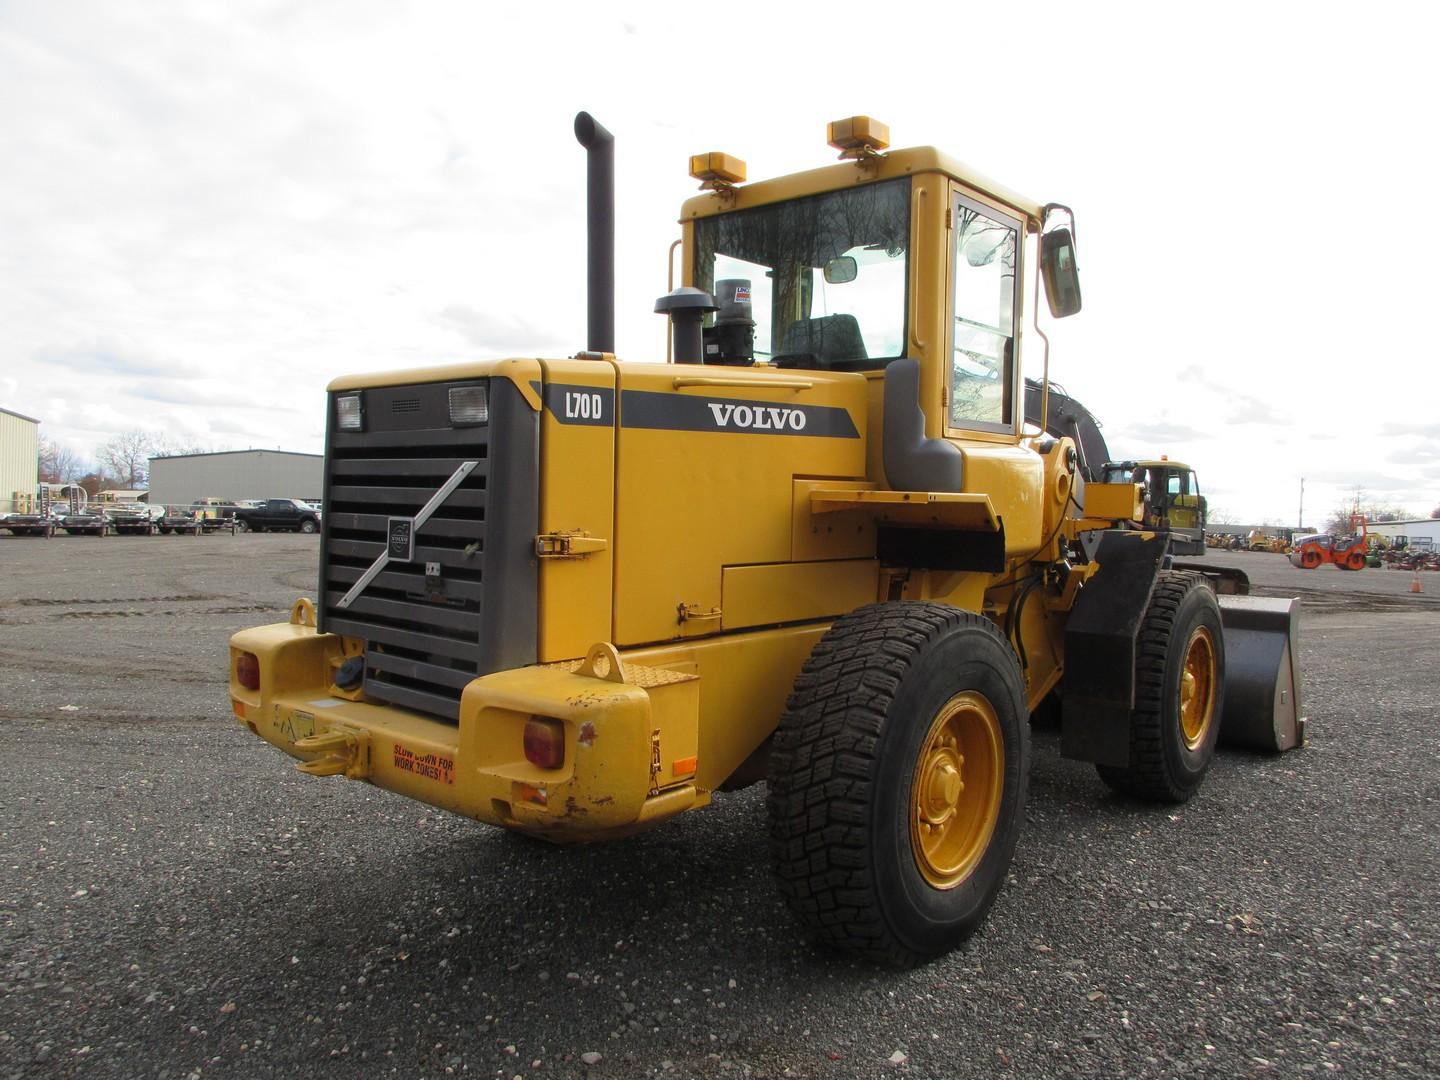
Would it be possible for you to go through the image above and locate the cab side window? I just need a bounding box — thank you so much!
[950,195,1020,432]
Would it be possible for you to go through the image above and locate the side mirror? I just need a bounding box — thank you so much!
[1040,227,1082,318]
[823,255,857,284]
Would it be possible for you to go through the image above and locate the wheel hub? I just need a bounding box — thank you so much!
[920,753,964,826]
[1179,626,1217,750]
[910,692,1003,889]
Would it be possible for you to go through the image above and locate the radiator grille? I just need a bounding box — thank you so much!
[319,380,498,721]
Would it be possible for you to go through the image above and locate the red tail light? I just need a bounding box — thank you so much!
[523,717,565,769]
[236,652,261,691]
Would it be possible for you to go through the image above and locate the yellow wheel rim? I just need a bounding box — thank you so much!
[1179,626,1217,750]
[910,692,1004,889]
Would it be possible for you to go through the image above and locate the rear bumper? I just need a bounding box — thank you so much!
[229,620,705,841]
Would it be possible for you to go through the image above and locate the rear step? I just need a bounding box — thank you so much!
[1217,595,1305,752]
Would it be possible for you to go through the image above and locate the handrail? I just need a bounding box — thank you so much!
[672,376,814,391]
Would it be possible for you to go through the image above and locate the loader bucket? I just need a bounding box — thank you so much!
[1216,595,1305,752]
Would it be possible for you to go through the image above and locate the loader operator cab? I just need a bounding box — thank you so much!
[690,179,1028,431]
[679,117,1084,456]
[1100,459,1207,554]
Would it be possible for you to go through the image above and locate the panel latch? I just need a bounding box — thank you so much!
[535,532,608,559]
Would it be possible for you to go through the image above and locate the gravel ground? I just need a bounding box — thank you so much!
[1,536,1437,1078]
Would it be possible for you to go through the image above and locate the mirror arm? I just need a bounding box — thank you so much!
[1032,227,1052,435]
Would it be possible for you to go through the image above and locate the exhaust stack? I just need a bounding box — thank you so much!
[574,112,614,354]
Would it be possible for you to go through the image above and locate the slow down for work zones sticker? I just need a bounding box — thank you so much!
[393,744,454,785]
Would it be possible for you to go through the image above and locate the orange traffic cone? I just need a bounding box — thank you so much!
[1412,571,1423,594]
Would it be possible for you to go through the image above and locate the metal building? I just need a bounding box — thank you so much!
[1,406,40,515]
[1367,517,1440,547]
[148,449,323,508]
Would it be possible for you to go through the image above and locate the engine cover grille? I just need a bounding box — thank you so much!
[318,378,538,721]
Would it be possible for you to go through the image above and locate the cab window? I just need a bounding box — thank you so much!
[950,194,1020,431]
[693,178,911,368]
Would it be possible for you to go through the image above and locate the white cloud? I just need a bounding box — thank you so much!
[0,1,1436,521]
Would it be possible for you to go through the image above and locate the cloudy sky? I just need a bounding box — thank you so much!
[2,1,1436,525]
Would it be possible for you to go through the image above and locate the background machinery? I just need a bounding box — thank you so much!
[229,115,1304,966]
[1290,515,1368,570]
[1021,384,1206,554]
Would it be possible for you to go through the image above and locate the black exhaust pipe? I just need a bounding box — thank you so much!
[574,112,614,354]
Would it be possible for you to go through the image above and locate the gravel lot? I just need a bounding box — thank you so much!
[2,537,1437,1078]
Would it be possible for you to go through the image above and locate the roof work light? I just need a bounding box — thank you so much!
[689,152,746,191]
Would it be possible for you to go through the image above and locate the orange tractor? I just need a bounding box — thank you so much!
[1289,515,1367,571]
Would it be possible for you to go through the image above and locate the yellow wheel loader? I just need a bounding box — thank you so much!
[229,114,1303,967]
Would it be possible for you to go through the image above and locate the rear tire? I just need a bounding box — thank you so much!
[767,602,1029,967]
[233,519,249,533]
[1097,572,1224,803]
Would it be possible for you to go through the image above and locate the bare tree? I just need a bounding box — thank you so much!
[1325,488,1408,534]
[38,436,82,484]
[97,430,154,489]
[149,433,210,458]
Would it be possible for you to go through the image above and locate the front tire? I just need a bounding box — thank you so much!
[1096,572,1224,803]
[299,518,317,534]
[767,602,1029,967]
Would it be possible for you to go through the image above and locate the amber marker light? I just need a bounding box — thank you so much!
[827,116,890,156]
[689,152,746,189]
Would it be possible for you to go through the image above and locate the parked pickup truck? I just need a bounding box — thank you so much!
[232,499,322,534]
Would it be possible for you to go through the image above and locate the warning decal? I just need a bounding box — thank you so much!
[393,744,455,785]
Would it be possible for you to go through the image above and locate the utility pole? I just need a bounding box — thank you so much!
[1298,477,1305,530]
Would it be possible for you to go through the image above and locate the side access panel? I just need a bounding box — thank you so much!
[1060,531,1169,767]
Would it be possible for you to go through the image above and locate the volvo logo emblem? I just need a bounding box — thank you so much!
[387,517,415,561]
[705,402,808,431]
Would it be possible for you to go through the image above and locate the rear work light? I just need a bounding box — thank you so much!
[335,393,364,431]
[448,384,488,426]
[523,717,565,769]
[236,652,261,691]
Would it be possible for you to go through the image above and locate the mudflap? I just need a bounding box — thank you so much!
[1216,595,1305,752]
[1060,531,1170,767]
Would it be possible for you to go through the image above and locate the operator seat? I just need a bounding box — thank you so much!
[773,314,867,368]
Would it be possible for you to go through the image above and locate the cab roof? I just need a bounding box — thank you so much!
[679,146,1045,226]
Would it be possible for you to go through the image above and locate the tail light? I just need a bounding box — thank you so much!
[236,652,261,691]
[523,717,565,769]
